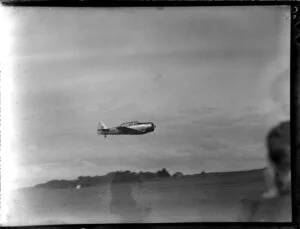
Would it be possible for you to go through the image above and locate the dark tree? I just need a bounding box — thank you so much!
[156,168,171,178]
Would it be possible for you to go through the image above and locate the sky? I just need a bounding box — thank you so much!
[2,6,290,188]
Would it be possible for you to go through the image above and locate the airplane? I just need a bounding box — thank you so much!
[97,121,156,138]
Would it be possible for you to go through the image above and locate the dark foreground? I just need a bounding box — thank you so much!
[4,169,291,225]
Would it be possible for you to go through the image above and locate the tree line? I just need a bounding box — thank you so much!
[34,168,184,189]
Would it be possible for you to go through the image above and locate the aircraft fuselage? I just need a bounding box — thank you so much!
[97,121,155,137]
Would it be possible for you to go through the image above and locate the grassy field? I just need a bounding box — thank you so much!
[5,169,291,225]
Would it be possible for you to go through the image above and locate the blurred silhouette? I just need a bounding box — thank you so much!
[108,171,151,223]
[263,120,290,199]
[237,120,291,222]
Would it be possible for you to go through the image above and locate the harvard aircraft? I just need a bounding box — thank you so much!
[97,121,156,138]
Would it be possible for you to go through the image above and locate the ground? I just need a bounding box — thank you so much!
[5,169,291,226]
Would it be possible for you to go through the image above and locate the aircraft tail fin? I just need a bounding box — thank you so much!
[98,121,108,130]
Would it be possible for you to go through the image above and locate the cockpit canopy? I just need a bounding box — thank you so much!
[120,121,140,127]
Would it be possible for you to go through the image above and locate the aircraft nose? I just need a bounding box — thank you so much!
[152,123,156,130]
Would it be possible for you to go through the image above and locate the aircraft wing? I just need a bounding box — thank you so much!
[116,126,144,134]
